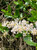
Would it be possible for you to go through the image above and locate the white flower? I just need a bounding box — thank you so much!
[14,18,19,22]
[11,25,18,32]
[14,22,18,25]
[31,28,37,35]
[19,21,22,25]
[11,25,23,33]
[23,33,26,37]
[11,21,15,27]
[18,25,23,33]
[2,21,9,26]
[2,19,37,36]
[22,20,27,26]
[30,23,33,27]
[7,24,12,28]
[28,23,33,30]
[7,21,15,28]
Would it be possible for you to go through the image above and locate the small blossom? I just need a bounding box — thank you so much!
[2,21,9,26]
[31,28,37,35]
[23,33,26,37]
[7,21,15,28]
[22,20,27,26]
[2,19,37,36]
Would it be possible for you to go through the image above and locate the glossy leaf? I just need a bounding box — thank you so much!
[24,35,37,46]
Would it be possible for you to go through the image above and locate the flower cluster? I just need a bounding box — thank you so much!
[2,18,37,36]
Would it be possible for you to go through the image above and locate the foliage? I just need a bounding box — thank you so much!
[0,23,9,33]
[0,0,37,48]
[15,33,23,38]
[24,34,37,47]
[1,5,13,18]
[1,0,37,22]
[28,10,37,22]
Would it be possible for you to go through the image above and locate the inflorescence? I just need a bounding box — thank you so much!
[2,18,37,37]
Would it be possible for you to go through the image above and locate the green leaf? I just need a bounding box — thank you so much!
[31,10,37,18]
[1,9,13,18]
[24,35,37,46]
[20,13,23,17]
[15,33,23,38]
[0,23,9,33]
[28,17,37,22]
[14,9,20,18]
[14,1,19,5]
[28,10,37,22]
[8,5,12,13]
[1,9,8,13]
[24,0,31,2]
[4,15,12,18]
[30,1,37,10]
